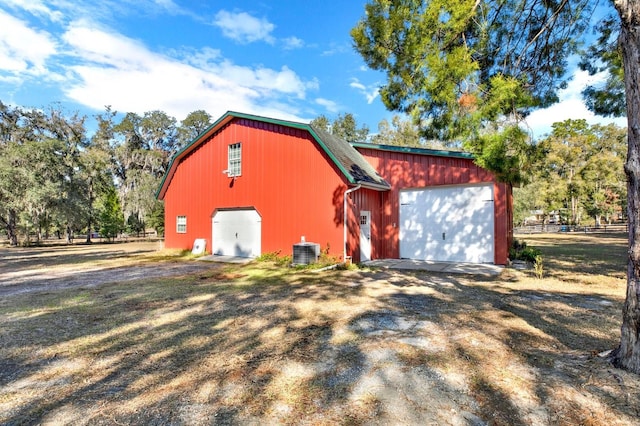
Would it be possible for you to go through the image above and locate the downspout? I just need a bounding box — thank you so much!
[343,184,362,263]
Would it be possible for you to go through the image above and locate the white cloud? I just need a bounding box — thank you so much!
[63,22,155,70]
[60,23,315,121]
[282,36,304,50]
[525,69,627,138]
[178,46,221,68]
[2,0,64,22]
[153,0,182,13]
[316,98,340,113]
[213,10,275,44]
[321,42,349,56]
[3,0,195,30]
[216,62,317,99]
[0,10,57,76]
[350,78,379,104]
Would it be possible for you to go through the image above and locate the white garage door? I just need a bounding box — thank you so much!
[399,184,494,263]
[212,209,261,258]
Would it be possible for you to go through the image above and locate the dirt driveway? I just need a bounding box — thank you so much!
[0,241,214,297]
[1,238,639,425]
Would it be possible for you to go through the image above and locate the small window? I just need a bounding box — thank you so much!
[176,216,187,233]
[228,142,242,177]
[360,215,368,225]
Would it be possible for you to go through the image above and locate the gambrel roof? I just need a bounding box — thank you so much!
[157,111,390,200]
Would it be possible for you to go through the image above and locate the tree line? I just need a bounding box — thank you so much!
[1,99,626,246]
[514,120,627,227]
[0,104,439,247]
[0,102,213,246]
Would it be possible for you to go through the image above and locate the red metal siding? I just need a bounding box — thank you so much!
[357,148,511,265]
[346,188,384,263]
[164,119,349,258]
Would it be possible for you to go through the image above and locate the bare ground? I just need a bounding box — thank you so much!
[0,237,639,425]
[0,241,213,297]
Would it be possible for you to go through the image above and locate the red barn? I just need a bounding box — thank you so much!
[157,111,512,265]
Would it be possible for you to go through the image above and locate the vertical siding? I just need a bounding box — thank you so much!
[164,119,348,258]
[357,147,510,265]
[347,188,384,263]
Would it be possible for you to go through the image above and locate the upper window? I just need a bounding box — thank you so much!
[176,215,187,233]
[228,142,242,177]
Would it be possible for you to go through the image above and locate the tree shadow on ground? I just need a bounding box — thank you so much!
[1,263,638,425]
[378,268,637,424]
[0,267,375,424]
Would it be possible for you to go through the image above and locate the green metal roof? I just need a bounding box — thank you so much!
[350,142,474,159]
[156,111,390,200]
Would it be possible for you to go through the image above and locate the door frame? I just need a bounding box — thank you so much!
[398,184,494,263]
[211,207,262,257]
[359,210,371,262]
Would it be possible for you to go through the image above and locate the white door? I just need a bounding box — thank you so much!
[399,184,494,263]
[360,210,371,262]
[212,209,261,258]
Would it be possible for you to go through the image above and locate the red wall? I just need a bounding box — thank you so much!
[163,118,349,258]
[354,147,512,265]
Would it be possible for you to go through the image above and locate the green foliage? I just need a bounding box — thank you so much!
[372,115,432,147]
[98,187,124,241]
[513,181,545,226]
[352,0,594,184]
[256,251,292,267]
[256,251,282,262]
[517,119,627,226]
[579,14,625,117]
[466,124,540,184]
[176,110,212,149]
[126,214,145,236]
[258,245,340,270]
[311,113,369,142]
[112,110,177,229]
[147,201,165,236]
[310,115,330,132]
[0,101,219,244]
[509,240,542,264]
[519,247,543,264]
[316,251,341,268]
[0,102,95,243]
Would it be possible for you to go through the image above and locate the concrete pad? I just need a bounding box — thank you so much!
[197,255,254,264]
[363,259,503,276]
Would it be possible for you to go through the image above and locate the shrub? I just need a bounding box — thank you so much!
[510,239,543,263]
[256,251,292,266]
[518,247,542,263]
[258,245,339,269]
[256,251,282,262]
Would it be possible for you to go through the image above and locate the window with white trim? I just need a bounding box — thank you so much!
[176,215,187,233]
[228,142,242,177]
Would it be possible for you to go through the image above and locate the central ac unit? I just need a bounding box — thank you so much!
[292,242,320,265]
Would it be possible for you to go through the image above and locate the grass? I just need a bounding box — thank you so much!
[0,234,639,424]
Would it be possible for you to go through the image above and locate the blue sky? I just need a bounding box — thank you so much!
[0,0,626,139]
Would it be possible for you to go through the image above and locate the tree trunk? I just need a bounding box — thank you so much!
[7,209,17,246]
[66,225,73,244]
[86,181,94,244]
[613,2,640,373]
